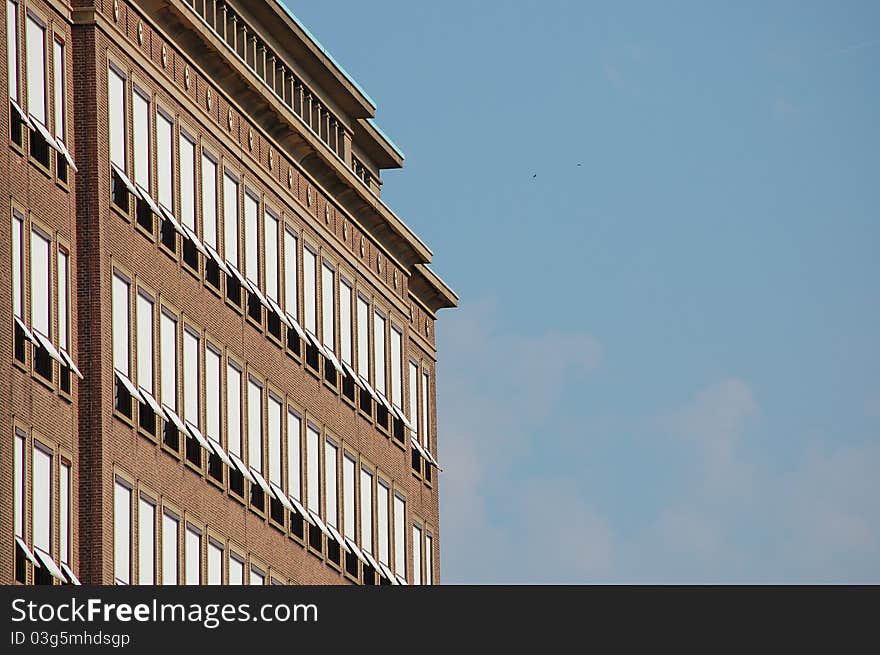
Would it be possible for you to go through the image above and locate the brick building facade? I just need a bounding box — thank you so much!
[2,0,456,586]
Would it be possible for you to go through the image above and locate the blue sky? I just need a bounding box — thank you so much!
[286,1,880,582]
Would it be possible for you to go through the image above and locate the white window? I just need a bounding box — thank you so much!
[377,481,390,566]
[57,248,69,353]
[287,409,302,500]
[162,511,179,585]
[324,440,338,529]
[339,279,353,366]
[183,329,199,426]
[268,394,282,486]
[132,90,150,190]
[283,228,298,319]
[247,378,262,473]
[421,371,430,447]
[156,111,173,211]
[179,133,196,230]
[413,524,423,585]
[226,361,242,457]
[60,462,70,566]
[390,326,403,408]
[14,432,25,537]
[321,261,335,351]
[425,533,434,585]
[360,467,373,555]
[12,212,23,319]
[108,66,126,168]
[138,495,155,584]
[374,311,386,395]
[185,525,201,585]
[394,494,406,576]
[30,227,50,338]
[303,246,317,334]
[343,454,356,541]
[113,479,131,584]
[244,192,259,285]
[7,0,19,100]
[136,292,153,394]
[112,273,130,375]
[32,445,51,555]
[250,566,265,586]
[207,540,223,585]
[25,14,45,124]
[205,346,222,444]
[201,153,217,248]
[229,555,244,585]
[408,361,419,431]
[160,311,177,411]
[264,210,279,301]
[53,38,63,140]
[222,172,238,265]
[306,424,320,514]
[356,295,370,379]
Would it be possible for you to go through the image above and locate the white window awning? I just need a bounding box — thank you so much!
[285,313,307,341]
[269,482,295,513]
[33,548,66,582]
[54,138,78,172]
[162,406,188,434]
[378,562,398,583]
[60,562,81,585]
[323,349,344,375]
[308,510,333,539]
[326,524,349,553]
[180,224,208,256]
[341,360,359,383]
[344,537,366,563]
[14,316,35,343]
[226,263,248,289]
[59,349,83,379]
[134,184,163,218]
[115,370,144,403]
[110,162,137,195]
[32,329,66,366]
[29,116,62,153]
[185,421,211,450]
[362,550,381,572]
[304,329,322,351]
[390,404,407,424]
[288,495,315,525]
[204,245,230,275]
[266,298,292,328]
[249,467,271,495]
[205,437,232,467]
[359,376,379,401]
[10,98,33,129]
[138,387,166,419]
[395,574,409,586]
[376,392,394,413]
[244,279,270,309]
[228,452,255,484]
[158,205,185,236]
[15,536,40,567]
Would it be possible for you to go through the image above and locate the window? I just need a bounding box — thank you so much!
[132,89,149,191]
[136,292,153,394]
[32,445,51,555]
[185,525,201,585]
[113,479,131,584]
[183,329,200,427]
[391,326,403,409]
[287,409,302,501]
[207,540,223,585]
[283,228,298,319]
[52,38,63,140]
[303,246,317,335]
[321,262,335,352]
[7,0,19,101]
[265,210,279,301]
[202,152,217,248]
[160,311,177,413]
[57,248,69,353]
[59,462,70,566]
[247,378,263,474]
[112,273,130,375]
[138,495,155,584]
[14,432,25,538]
[325,440,338,529]
[360,467,373,555]
[108,66,126,169]
[408,361,419,434]
[377,481,390,566]
[25,13,45,125]
[30,227,50,340]
[268,394,282,486]
[374,311,387,396]
[413,524,423,585]
[421,371,430,448]
[250,566,265,586]
[394,494,406,577]
[244,192,259,285]
[306,425,320,514]
[425,533,434,585]
[356,296,369,379]
[342,454,356,541]
[179,133,196,230]
[340,279,353,365]
[162,511,179,585]
[229,555,244,585]
[226,361,242,458]
[222,172,239,266]
[156,111,173,211]
[12,212,23,320]
[205,347,221,443]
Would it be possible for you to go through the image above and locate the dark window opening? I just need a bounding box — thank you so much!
[56,152,68,184]
[290,513,305,540]
[327,538,341,565]
[308,523,323,551]
[34,562,52,586]
[111,170,130,212]
[163,421,179,452]
[305,342,320,371]
[229,468,245,497]
[363,564,377,586]
[60,365,71,395]
[160,218,177,252]
[342,375,356,403]
[29,127,51,168]
[15,543,27,584]
[323,361,338,387]
[345,551,359,579]
[270,497,285,524]
[380,571,393,585]
[136,197,153,232]
[226,275,242,307]
[34,344,52,381]
[359,388,373,417]
[411,447,421,473]
[185,434,202,466]
[376,404,389,431]
[267,312,281,340]
[393,417,405,444]
[250,485,265,512]
[207,451,223,482]
[206,259,221,289]
[10,101,25,147]
[114,377,133,419]
[182,237,199,270]
[426,460,433,483]
[138,401,157,437]
[286,330,301,357]
[14,322,27,363]
[247,292,262,323]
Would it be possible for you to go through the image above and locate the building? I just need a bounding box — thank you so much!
[2,0,457,586]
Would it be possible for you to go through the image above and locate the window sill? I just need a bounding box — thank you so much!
[184,458,204,476]
[224,297,243,315]
[206,472,225,492]
[266,332,283,349]
[32,371,56,393]
[55,177,70,193]
[10,140,25,156]
[326,559,343,574]
[59,390,73,404]
[341,395,357,411]
[161,442,182,461]
[28,156,53,180]
[288,532,306,548]
[182,262,201,281]
[269,518,286,534]
[113,409,136,429]
[159,243,178,262]
[14,357,30,374]
[110,201,131,223]
[246,315,263,332]
[135,221,155,242]
[228,490,246,507]
[137,426,159,444]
